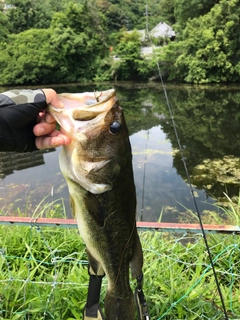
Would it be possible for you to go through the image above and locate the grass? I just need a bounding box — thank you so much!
[0,199,239,319]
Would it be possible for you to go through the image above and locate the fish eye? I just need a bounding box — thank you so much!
[109,121,121,135]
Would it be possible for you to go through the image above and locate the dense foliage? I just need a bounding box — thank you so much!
[162,0,240,83]
[0,1,108,84]
[0,0,240,84]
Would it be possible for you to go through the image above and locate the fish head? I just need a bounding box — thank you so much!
[48,89,131,194]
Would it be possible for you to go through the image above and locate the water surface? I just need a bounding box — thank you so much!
[1,83,240,222]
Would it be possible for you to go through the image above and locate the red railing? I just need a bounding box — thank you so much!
[0,216,239,234]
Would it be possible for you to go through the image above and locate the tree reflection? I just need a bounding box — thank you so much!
[156,86,240,201]
[116,84,240,203]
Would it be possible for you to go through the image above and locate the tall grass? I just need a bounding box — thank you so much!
[0,199,239,319]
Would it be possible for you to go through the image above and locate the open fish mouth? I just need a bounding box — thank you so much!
[48,89,117,140]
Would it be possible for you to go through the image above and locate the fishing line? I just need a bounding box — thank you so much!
[144,6,229,319]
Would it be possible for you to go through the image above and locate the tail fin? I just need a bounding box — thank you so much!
[105,292,136,320]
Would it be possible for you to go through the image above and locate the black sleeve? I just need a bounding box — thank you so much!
[0,89,48,152]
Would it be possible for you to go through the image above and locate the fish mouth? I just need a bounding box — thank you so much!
[48,89,117,139]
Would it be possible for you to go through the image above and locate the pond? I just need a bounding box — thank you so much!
[1,82,240,223]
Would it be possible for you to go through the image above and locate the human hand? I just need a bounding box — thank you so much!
[33,89,71,149]
[0,88,71,152]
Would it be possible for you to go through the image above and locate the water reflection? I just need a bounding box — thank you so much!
[1,83,240,222]
[0,149,55,179]
[0,149,63,215]
[159,85,240,204]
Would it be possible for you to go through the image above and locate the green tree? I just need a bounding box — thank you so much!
[50,1,108,82]
[0,29,57,85]
[101,3,130,32]
[174,0,219,30]
[0,11,11,41]
[158,0,175,25]
[96,0,168,32]
[112,29,154,80]
[0,1,108,85]
[160,0,240,83]
[6,0,52,33]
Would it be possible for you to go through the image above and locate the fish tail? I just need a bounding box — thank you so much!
[105,292,136,320]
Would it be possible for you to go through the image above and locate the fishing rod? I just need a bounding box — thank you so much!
[144,5,229,319]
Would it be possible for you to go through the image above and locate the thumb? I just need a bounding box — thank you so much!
[42,89,64,109]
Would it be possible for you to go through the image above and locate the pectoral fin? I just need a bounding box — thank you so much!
[79,159,111,174]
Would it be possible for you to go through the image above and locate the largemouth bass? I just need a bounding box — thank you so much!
[48,89,149,320]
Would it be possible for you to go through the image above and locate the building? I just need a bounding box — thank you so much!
[127,21,175,43]
[125,22,175,57]
[150,22,175,40]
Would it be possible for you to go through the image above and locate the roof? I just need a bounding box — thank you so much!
[150,22,175,38]
[125,22,175,41]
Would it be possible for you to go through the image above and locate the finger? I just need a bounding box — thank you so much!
[35,132,71,150]
[36,136,65,149]
[43,112,56,124]
[33,122,56,136]
[36,111,55,125]
[42,89,64,109]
